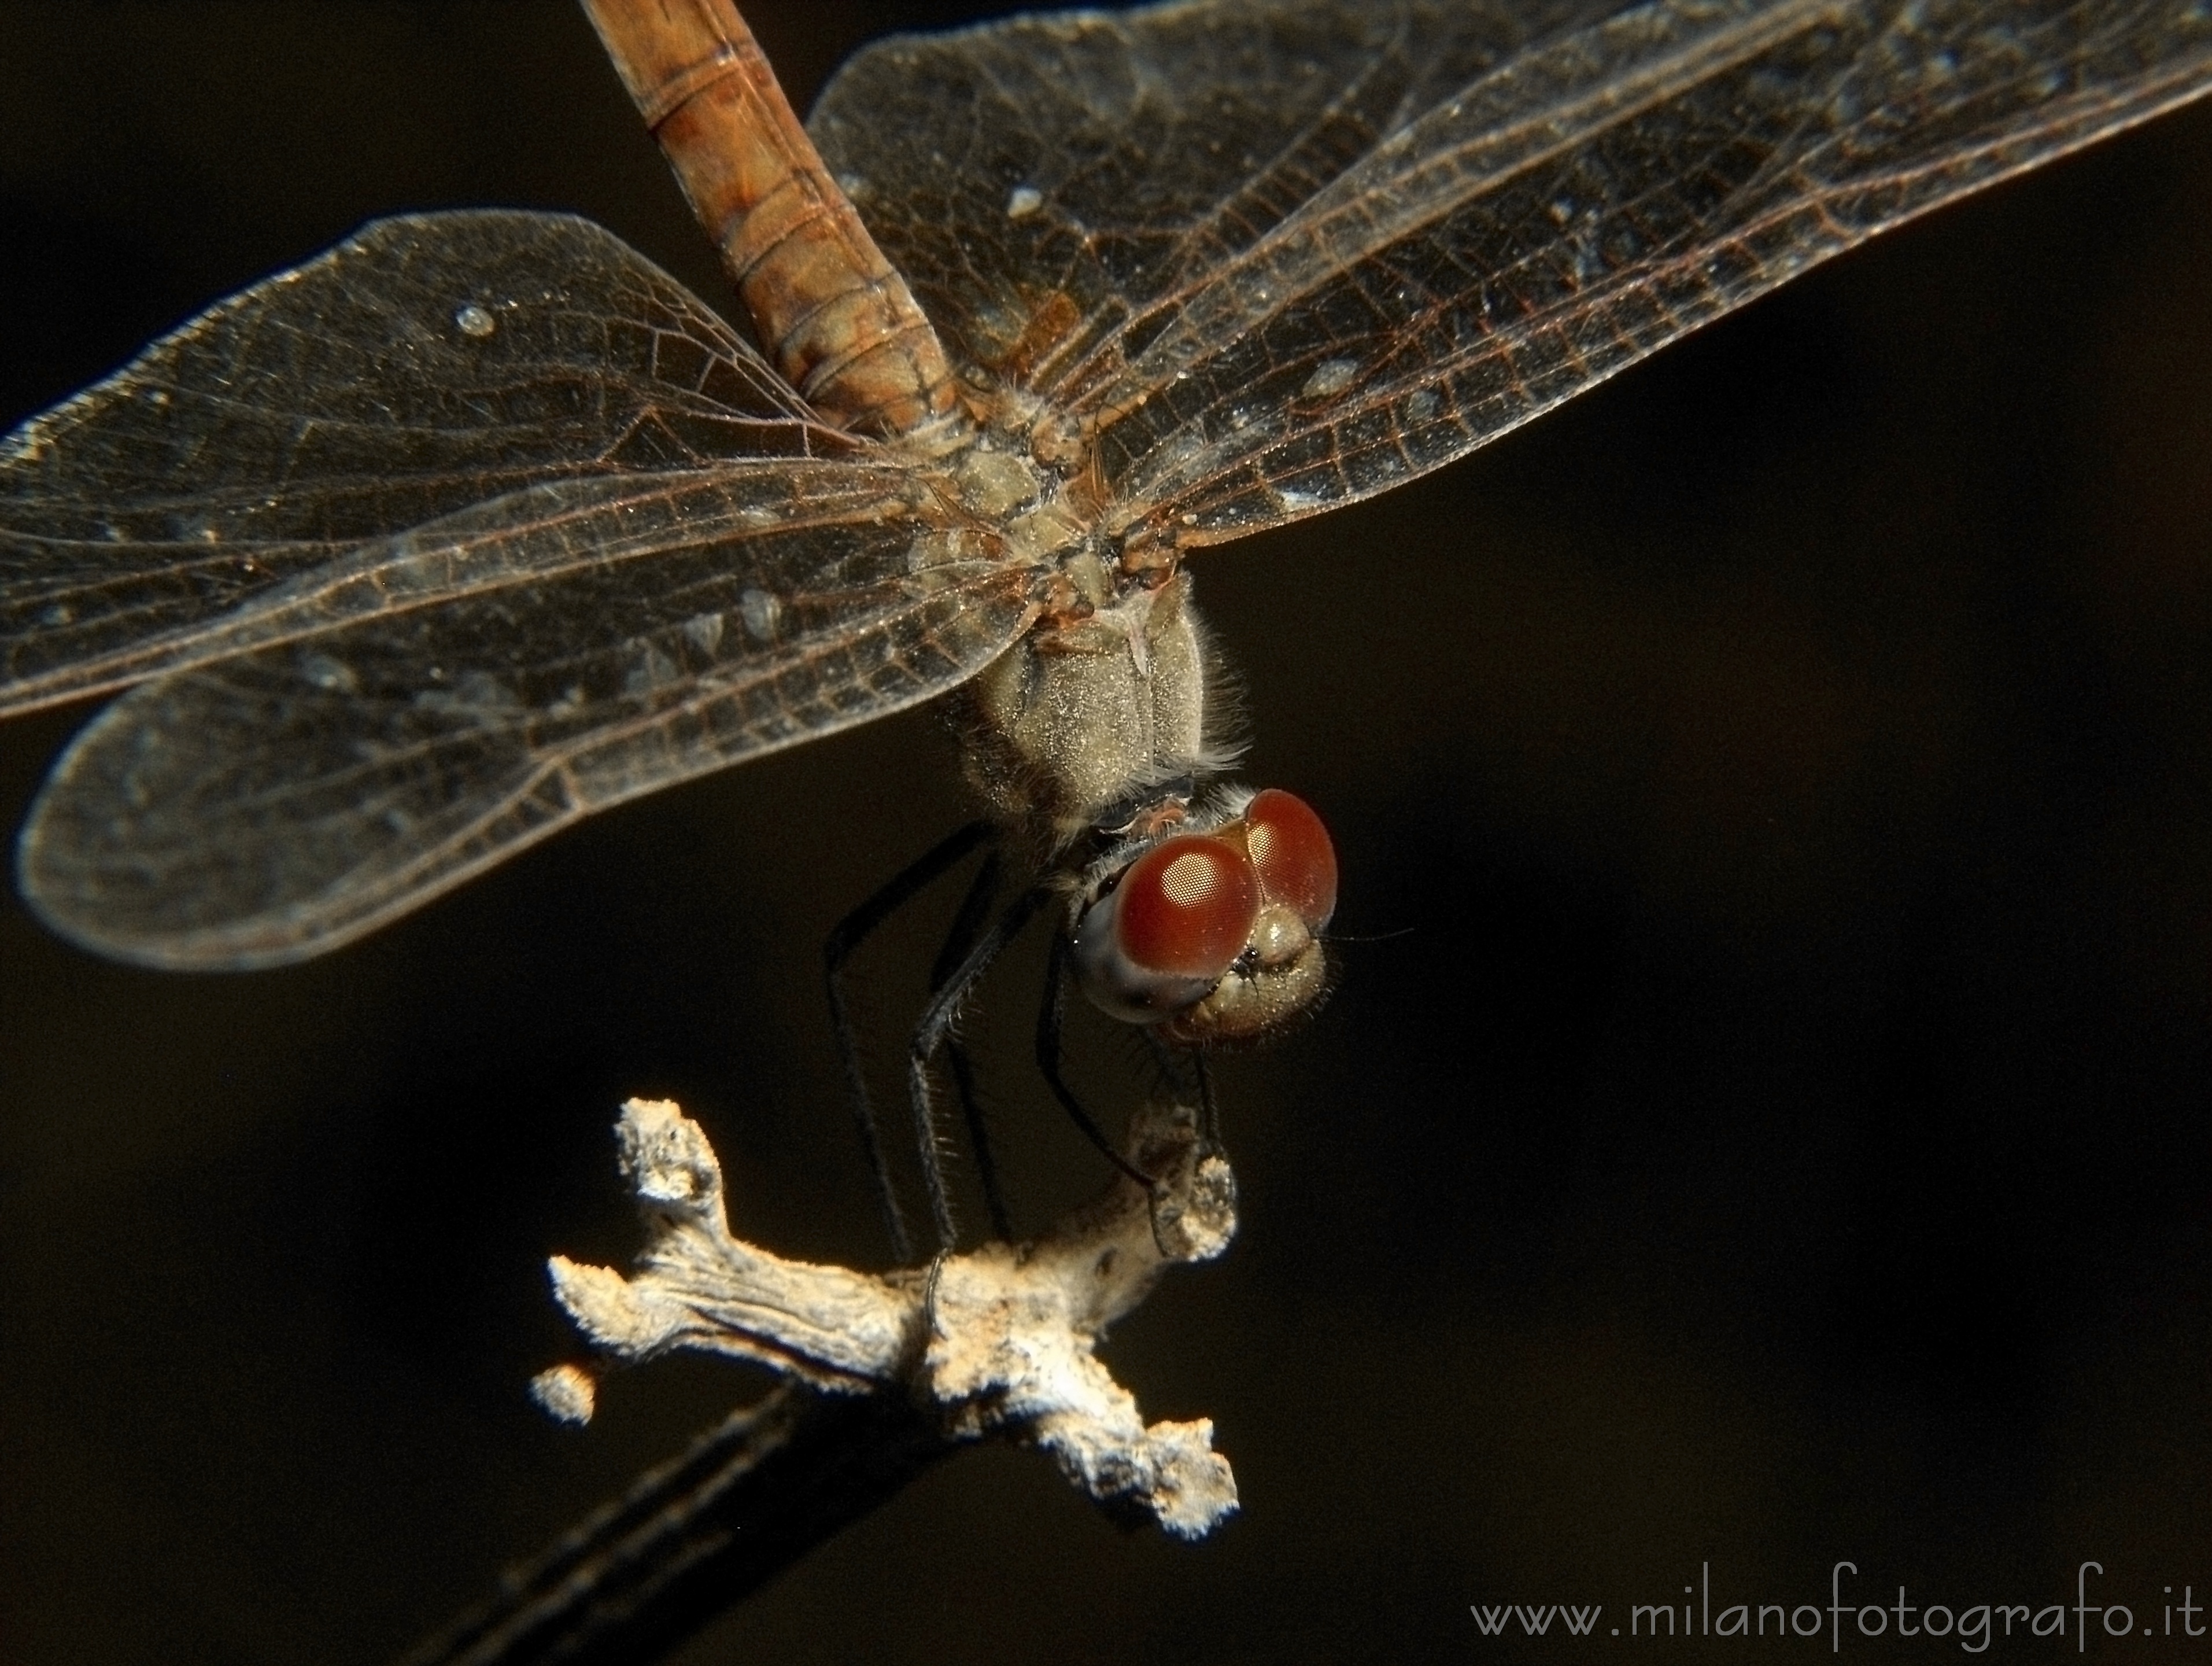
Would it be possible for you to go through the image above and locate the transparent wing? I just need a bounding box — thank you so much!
[0,209,848,711]
[4,209,1035,967]
[815,0,2212,546]
[811,0,1620,380]
[19,466,1033,968]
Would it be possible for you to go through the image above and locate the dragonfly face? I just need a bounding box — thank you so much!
[1068,786,1340,1043]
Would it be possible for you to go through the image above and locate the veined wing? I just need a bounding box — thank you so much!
[810,0,1621,383]
[814,0,2212,547]
[0,209,851,712]
[18,466,1035,969]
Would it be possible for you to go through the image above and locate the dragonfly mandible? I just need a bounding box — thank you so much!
[3,0,2209,1254]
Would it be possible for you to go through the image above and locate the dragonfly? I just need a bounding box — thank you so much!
[3,0,2209,1257]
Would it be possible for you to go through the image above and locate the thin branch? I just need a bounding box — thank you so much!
[394,1385,946,1666]
[396,1094,1239,1666]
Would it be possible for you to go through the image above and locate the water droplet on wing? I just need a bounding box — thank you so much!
[1302,359,1358,400]
[739,589,782,642]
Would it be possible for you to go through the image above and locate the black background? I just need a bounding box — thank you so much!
[4,3,2212,1661]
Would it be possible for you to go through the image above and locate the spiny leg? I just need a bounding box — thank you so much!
[824,819,995,1263]
[1142,1026,1197,1099]
[1141,1030,1224,1157]
[908,885,1047,1252]
[1194,1050,1223,1156]
[926,849,1013,1243]
[1036,930,1157,1190]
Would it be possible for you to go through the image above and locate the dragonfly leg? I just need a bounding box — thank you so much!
[907,884,1047,1253]
[1142,1030,1224,1159]
[1036,931,1157,1191]
[1194,1050,1224,1157]
[825,819,995,1263]
[926,849,1013,1243]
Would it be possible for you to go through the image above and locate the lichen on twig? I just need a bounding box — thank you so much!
[532,1093,1241,1539]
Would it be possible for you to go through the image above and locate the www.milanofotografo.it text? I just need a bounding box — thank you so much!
[1472,1564,2209,1650]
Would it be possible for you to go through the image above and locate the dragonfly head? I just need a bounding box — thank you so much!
[1068,787,1337,1046]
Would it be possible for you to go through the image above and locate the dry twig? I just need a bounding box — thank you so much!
[398,1094,1238,1666]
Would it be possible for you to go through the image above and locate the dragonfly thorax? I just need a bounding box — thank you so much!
[957,570,1228,856]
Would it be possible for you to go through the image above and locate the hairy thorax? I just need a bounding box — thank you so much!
[935,420,1223,856]
[958,569,1214,853]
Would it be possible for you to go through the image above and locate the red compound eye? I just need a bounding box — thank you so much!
[1242,789,1338,928]
[1114,834,1260,979]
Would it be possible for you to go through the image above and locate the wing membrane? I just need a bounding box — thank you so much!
[0,209,848,711]
[813,0,1616,382]
[18,468,1033,968]
[816,0,2212,545]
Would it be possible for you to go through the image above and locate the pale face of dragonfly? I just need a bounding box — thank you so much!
[5,4,2212,1660]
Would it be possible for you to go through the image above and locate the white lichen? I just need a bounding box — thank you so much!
[531,1094,1240,1539]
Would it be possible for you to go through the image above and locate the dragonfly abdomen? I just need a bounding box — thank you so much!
[581,0,958,438]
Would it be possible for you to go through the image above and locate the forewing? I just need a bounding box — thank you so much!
[815,0,2212,546]
[18,467,1033,969]
[0,209,843,711]
[811,0,1617,384]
